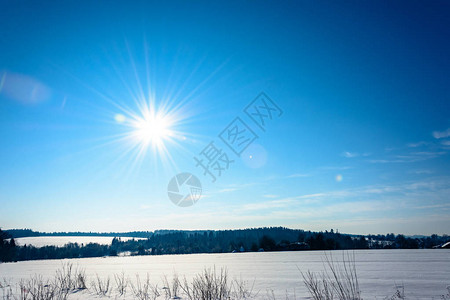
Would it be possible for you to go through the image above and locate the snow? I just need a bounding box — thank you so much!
[0,249,449,299]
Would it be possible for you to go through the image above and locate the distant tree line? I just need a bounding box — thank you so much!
[1,227,448,263]
[366,233,448,249]
[5,229,152,238]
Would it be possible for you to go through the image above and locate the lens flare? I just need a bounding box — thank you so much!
[114,114,126,123]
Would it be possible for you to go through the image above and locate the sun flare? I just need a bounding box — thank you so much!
[115,102,182,167]
[132,114,172,146]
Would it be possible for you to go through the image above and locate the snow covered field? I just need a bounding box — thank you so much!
[12,236,144,247]
[1,249,449,299]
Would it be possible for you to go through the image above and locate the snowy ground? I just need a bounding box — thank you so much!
[1,249,449,299]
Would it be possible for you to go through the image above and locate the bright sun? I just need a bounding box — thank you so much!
[132,113,173,146]
[114,99,183,165]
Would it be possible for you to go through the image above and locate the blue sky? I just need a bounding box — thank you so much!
[1,1,449,235]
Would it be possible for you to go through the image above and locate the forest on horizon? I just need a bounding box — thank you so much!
[1,227,449,263]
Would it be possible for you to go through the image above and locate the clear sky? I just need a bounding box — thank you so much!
[1,1,449,235]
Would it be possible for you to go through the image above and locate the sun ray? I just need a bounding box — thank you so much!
[50,39,234,184]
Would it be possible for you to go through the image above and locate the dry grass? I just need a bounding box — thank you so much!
[55,263,87,292]
[0,279,13,300]
[90,274,110,296]
[26,275,61,300]
[2,259,448,299]
[130,274,159,300]
[301,252,361,300]
[1,263,86,300]
[114,271,128,296]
